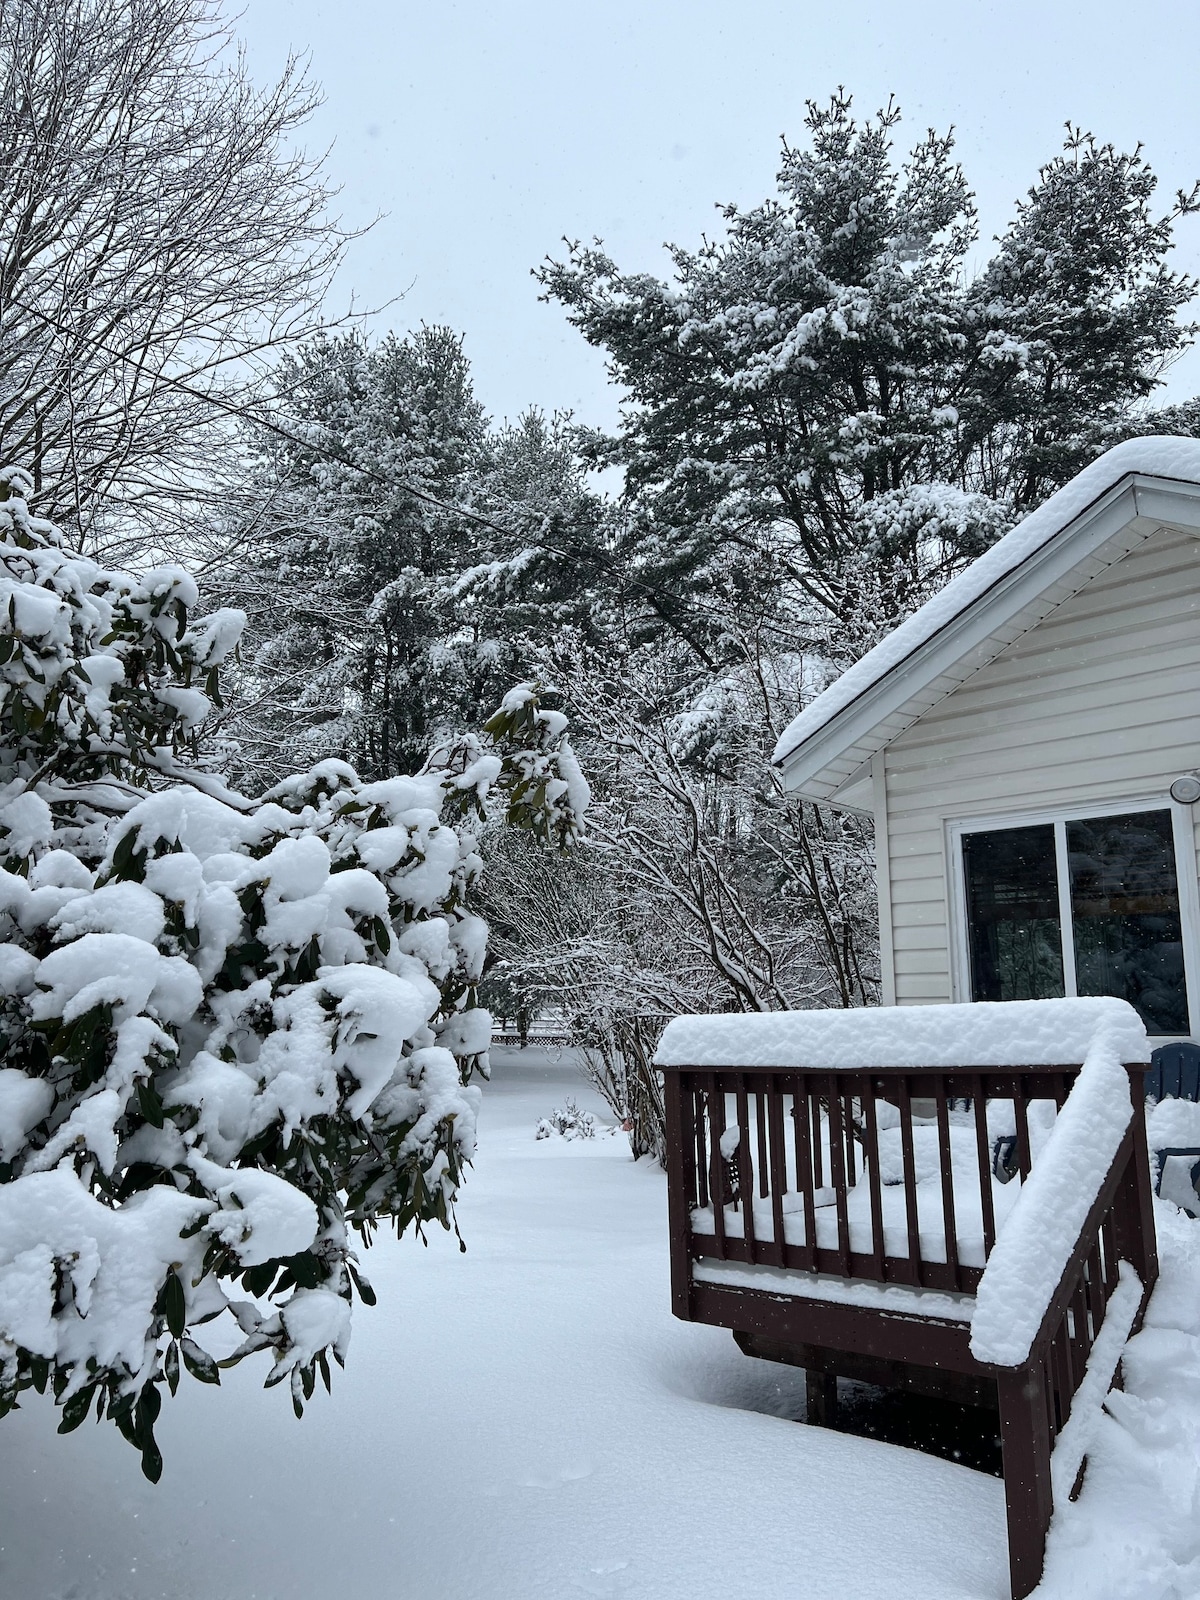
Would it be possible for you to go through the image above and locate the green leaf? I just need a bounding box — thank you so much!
[164,1340,180,1397]
[287,1251,322,1290]
[135,1384,163,1480]
[57,1384,96,1434]
[163,1269,186,1339]
[180,1338,220,1385]
[109,1394,138,1446]
[137,1078,165,1129]
[242,1261,277,1298]
[140,1438,164,1483]
[347,1261,376,1306]
[110,826,147,882]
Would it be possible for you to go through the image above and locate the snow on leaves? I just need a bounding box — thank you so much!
[0,473,586,1475]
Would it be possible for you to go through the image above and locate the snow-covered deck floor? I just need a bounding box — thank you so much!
[0,1049,1196,1599]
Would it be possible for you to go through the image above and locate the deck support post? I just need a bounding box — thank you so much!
[805,1371,838,1427]
[997,1360,1054,1600]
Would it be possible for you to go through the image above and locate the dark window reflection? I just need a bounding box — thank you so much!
[1067,810,1189,1035]
[963,824,1065,1003]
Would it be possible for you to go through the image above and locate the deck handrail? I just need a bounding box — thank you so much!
[971,1042,1147,1367]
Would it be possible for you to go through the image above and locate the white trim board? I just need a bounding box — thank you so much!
[777,470,1200,803]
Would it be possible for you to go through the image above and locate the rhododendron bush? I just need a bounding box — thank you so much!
[0,466,587,1477]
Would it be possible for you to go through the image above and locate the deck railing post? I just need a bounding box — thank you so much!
[662,1068,695,1321]
[997,1358,1055,1600]
[1112,1067,1159,1320]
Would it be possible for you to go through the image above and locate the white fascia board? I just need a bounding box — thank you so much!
[778,474,1200,801]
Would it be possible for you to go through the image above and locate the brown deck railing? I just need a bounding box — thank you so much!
[662,1060,1158,1600]
[665,1064,1089,1292]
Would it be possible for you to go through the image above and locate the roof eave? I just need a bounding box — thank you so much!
[776,472,1200,803]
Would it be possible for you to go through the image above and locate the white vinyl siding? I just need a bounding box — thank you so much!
[882,524,1200,1010]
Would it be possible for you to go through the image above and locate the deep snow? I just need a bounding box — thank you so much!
[0,1048,1195,1599]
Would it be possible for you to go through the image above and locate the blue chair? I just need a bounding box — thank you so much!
[1147,1043,1200,1215]
[1146,1042,1200,1104]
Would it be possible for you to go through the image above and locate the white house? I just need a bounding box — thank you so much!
[773,437,1200,1040]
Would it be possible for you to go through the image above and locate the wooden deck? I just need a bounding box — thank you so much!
[662,1060,1159,1599]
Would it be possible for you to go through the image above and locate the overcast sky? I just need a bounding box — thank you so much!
[237,0,1200,431]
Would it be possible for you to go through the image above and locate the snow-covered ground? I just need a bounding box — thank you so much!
[0,1048,1195,1599]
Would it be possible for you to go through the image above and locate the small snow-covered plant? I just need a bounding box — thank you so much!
[0,467,587,1478]
[534,1099,597,1141]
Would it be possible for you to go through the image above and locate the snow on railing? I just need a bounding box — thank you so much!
[969,1020,1138,1366]
[654,996,1149,1073]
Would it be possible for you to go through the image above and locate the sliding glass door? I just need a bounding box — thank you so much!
[962,824,1065,1003]
[960,807,1191,1035]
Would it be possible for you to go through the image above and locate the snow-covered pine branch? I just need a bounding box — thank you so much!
[0,468,586,1478]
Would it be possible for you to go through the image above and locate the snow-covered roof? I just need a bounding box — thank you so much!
[773,437,1200,806]
[653,996,1149,1069]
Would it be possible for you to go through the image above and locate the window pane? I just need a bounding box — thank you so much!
[963,825,1065,1002]
[1067,810,1189,1035]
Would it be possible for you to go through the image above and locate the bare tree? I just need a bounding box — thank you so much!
[481,630,880,1160]
[0,0,349,550]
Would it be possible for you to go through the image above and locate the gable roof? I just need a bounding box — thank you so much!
[772,437,1200,809]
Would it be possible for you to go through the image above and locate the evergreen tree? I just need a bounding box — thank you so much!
[219,332,606,789]
[538,94,1198,657]
[0,465,586,1474]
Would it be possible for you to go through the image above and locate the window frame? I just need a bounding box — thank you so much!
[946,795,1200,1038]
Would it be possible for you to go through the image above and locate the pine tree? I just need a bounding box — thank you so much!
[539,95,1199,657]
[219,333,606,790]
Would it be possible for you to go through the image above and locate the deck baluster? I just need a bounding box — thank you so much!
[793,1074,818,1268]
[1085,1239,1106,1343]
[736,1077,757,1260]
[766,1084,788,1264]
[934,1080,961,1287]
[707,1074,728,1259]
[862,1081,886,1280]
[756,1088,770,1201]
[810,1088,824,1190]
[896,1075,922,1285]
[1014,1089,1032,1181]
[971,1072,997,1258]
[826,1074,852,1274]
[843,1084,857,1185]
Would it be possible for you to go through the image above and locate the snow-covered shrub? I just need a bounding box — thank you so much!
[534,1099,596,1141]
[0,467,586,1477]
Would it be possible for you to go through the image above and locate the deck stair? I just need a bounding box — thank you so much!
[656,999,1159,1600]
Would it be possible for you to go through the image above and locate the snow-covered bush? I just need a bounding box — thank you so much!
[534,1099,596,1141]
[0,467,586,1477]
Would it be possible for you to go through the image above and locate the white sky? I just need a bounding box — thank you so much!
[237,0,1200,431]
